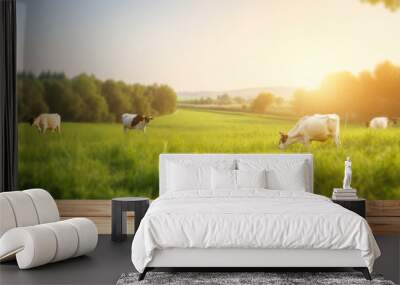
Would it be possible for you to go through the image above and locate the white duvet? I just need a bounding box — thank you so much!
[131,190,380,273]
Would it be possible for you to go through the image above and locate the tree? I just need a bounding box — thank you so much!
[216,94,232,105]
[318,71,359,116]
[41,77,84,121]
[373,61,400,117]
[203,97,214,104]
[101,80,130,121]
[290,60,400,121]
[129,84,152,115]
[250,92,275,113]
[148,84,177,115]
[16,71,178,122]
[233,96,246,104]
[38,71,67,81]
[17,73,48,122]
[71,74,109,122]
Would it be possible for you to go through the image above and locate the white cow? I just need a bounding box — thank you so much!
[121,113,153,132]
[279,114,340,149]
[30,113,61,134]
[368,117,397,129]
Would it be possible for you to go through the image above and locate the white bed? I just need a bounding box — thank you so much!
[131,154,380,280]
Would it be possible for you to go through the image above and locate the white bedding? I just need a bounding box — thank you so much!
[131,190,380,273]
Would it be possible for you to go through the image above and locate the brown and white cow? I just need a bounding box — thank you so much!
[121,113,153,132]
[30,113,61,134]
[278,114,340,149]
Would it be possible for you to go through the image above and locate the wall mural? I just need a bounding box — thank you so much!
[17,0,400,199]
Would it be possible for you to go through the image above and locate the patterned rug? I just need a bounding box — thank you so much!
[116,271,396,285]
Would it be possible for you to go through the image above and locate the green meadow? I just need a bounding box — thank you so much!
[18,108,400,200]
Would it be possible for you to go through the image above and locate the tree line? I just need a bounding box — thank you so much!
[181,92,283,113]
[292,61,400,121]
[361,0,400,11]
[181,94,247,105]
[17,72,177,122]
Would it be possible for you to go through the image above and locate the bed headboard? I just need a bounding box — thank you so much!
[159,153,314,196]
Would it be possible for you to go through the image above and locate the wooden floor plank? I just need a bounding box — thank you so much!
[61,216,135,235]
[57,200,111,217]
[367,216,400,235]
[367,201,400,217]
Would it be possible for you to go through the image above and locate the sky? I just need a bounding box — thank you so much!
[17,0,400,91]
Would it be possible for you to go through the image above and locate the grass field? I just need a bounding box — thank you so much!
[18,108,400,200]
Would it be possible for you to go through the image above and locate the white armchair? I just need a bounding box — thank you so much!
[0,189,98,269]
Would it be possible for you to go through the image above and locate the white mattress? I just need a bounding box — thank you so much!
[131,190,380,273]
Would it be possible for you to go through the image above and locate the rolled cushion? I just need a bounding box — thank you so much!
[64,218,98,257]
[0,189,60,239]
[0,226,57,269]
[23,189,59,224]
[0,196,16,237]
[0,218,98,269]
[42,221,79,262]
[0,191,39,227]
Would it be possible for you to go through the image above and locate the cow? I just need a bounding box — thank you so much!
[367,117,397,129]
[278,114,340,149]
[30,113,61,134]
[121,113,153,132]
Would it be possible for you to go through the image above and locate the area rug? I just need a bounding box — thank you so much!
[116,272,396,285]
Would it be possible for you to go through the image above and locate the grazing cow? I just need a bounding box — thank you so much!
[30,113,61,134]
[279,114,340,149]
[121,113,153,132]
[368,117,397,129]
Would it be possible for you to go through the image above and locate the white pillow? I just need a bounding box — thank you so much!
[167,162,212,192]
[212,169,237,191]
[236,169,267,189]
[266,166,306,191]
[237,159,307,191]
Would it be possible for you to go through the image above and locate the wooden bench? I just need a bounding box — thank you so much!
[57,200,134,234]
[57,200,400,235]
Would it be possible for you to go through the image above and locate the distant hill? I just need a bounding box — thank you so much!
[177,86,297,101]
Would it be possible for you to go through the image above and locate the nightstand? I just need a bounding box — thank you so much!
[332,198,366,218]
[111,197,150,241]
